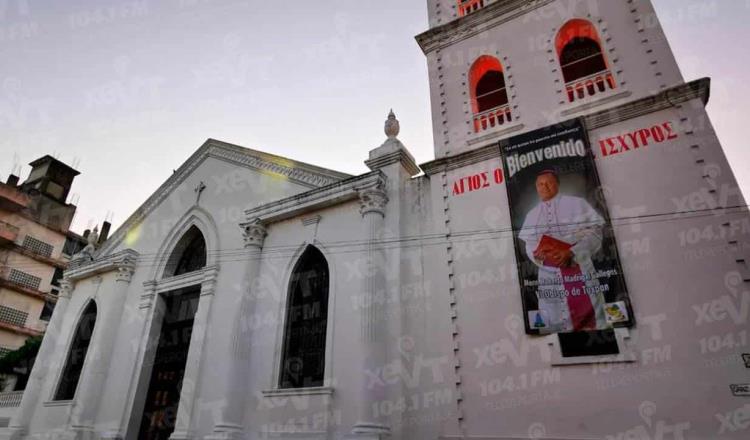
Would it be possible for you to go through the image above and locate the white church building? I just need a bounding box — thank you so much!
[4,0,750,439]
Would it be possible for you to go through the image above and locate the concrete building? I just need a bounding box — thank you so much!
[4,1,749,439]
[0,156,87,421]
[0,156,84,366]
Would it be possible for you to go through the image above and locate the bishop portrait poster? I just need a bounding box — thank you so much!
[500,118,634,335]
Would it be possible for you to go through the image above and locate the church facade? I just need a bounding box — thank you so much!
[3,1,749,439]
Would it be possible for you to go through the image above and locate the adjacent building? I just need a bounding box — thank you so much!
[0,156,83,359]
[5,1,750,440]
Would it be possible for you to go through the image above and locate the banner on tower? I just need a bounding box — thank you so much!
[499,118,634,335]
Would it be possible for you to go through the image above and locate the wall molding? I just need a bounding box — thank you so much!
[97,140,351,257]
[243,172,387,226]
[416,0,556,54]
[420,78,710,175]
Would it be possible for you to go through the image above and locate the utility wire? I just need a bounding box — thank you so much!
[2,204,749,272]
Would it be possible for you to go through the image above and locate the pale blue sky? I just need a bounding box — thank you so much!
[1,0,747,233]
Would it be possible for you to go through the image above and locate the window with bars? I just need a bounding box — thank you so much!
[0,305,28,328]
[8,269,42,291]
[22,235,54,258]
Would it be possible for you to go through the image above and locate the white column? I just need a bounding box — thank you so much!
[169,267,219,440]
[351,184,391,438]
[2,279,75,440]
[207,220,266,440]
[70,262,136,438]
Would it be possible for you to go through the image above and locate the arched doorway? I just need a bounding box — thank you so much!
[137,226,207,440]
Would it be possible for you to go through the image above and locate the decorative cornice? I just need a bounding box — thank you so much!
[365,144,421,177]
[97,140,351,257]
[585,78,710,130]
[419,79,711,175]
[206,141,351,188]
[243,171,387,226]
[64,249,139,283]
[416,0,554,54]
[420,142,504,176]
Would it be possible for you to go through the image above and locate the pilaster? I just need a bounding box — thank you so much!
[206,221,267,440]
[351,183,391,438]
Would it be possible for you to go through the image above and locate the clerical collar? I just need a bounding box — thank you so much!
[542,194,560,206]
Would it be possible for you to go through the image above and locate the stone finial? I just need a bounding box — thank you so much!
[384,109,400,139]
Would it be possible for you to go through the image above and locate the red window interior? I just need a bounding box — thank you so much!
[555,19,609,83]
[469,55,509,114]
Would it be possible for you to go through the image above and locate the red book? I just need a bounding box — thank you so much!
[535,235,572,268]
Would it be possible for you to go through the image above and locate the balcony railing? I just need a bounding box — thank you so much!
[0,391,23,408]
[0,221,19,245]
[473,104,513,133]
[565,70,616,103]
[458,0,485,17]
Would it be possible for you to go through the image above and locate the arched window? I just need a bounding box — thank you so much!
[54,300,97,401]
[279,246,329,389]
[470,55,512,133]
[556,19,616,102]
[164,226,207,277]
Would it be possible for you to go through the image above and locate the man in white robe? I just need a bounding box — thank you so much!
[518,170,609,333]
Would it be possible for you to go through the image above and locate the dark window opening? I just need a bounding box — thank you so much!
[54,301,97,400]
[279,246,329,389]
[40,300,55,321]
[63,235,85,257]
[558,329,620,358]
[137,287,200,440]
[560,37,607,83]
[51,267,64,288]
[165,226,207,277]
[475,70,508,113]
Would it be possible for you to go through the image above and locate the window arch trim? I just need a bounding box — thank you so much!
[149,206,220,281]
[273,242,336,391]
[555,19,604,59]
[53,299,98,401]
[555,18,616,102]
[469,55,512,132]
[165,226,207,277]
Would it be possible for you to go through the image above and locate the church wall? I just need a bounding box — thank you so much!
[421,99,750,438]
[239,201,367,438]
[26,273,111,435]
[378,172,460,439]
[18,154,322,439]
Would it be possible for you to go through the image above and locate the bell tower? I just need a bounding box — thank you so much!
[417,0,684,158]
